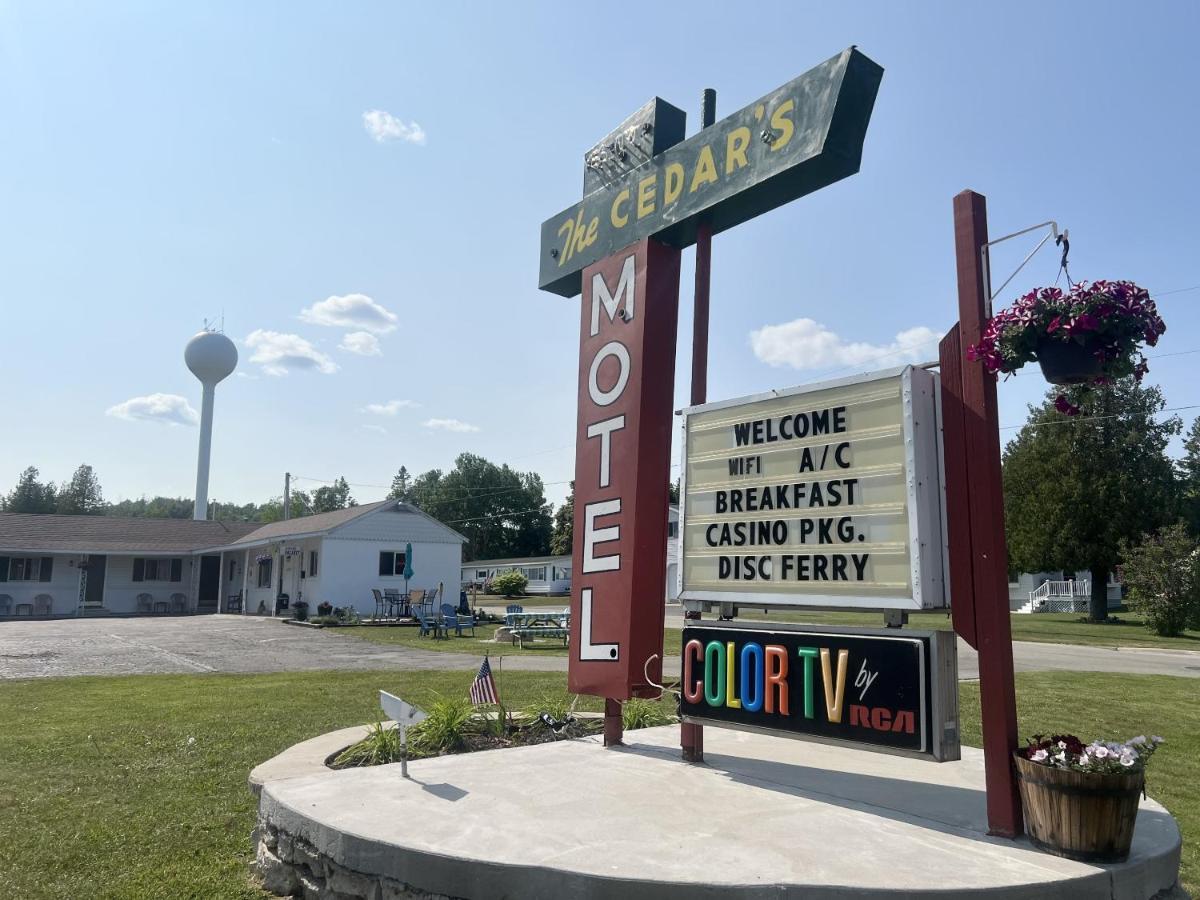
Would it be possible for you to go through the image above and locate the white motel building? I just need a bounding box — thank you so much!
[0,500,464,619]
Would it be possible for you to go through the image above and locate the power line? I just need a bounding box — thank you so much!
[1000,404,1200,431]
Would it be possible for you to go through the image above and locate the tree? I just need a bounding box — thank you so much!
[1119,522,1200,636]
[550,482,574,556]
[668,478,680,505]
[1004,380,1180,622]
[408,453,552,561]
[56,464,105,515]
[1179,417,1200,537]
[2,466,57,514]
[310,477,356,514]
[388,466,412,502]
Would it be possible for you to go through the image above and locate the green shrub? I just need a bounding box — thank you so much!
[622,697,675,730]
[411,696,479,755]
[332,721,402,768]
[490,570,528,598]
[308,615,341,626]
[1120,522,1200,636]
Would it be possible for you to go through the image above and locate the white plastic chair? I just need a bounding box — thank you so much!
[33,594,53,616]
[0,594,12,616]
[136,593,154,614]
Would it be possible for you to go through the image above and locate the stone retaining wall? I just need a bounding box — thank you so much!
[253,818,456,900]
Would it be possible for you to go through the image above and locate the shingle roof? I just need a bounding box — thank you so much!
[226,500,391,546]
[0,513,258,554]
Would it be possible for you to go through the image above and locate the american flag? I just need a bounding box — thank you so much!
[469,656,499,706]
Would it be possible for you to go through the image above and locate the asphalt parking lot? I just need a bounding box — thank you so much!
[0,615,568,680]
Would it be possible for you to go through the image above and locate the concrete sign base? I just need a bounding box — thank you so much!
[252,725,1181,900]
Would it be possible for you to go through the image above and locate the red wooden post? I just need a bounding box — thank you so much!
[947,189,1023,837]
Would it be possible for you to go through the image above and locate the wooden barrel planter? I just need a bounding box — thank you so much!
[1013,752,1143,862]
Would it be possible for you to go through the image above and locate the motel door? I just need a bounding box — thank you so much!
[197,556,221,612]
[83,555,106,607]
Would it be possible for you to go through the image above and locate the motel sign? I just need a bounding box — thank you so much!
[540,48,884,701]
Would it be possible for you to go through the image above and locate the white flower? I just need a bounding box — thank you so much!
[1079,752,1091,767]
[1093,745,1110,759]
[1032,749,1049,762]
[1129,735,1147,746]
[1151,736,1165,744]
[1057,740,1068,750]
[1120,754,1136,767]
[187,736,196,746]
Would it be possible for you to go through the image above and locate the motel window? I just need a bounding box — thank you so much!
[132,558,183,583]
[476,570,488,580]
[552,566,570,580]
[524,566,546,581]
[2,556,53,582]
[229,560,238,582]
[668,521,678,538]
[378,551,407,577]
[256,557,273,588]
[309,551,319,577]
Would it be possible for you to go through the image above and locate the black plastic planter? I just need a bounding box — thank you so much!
[1036,340,1103,385]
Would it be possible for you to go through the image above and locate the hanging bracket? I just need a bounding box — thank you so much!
[979,220,1061,316]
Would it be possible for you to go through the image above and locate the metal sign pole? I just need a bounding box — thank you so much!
[682,87,716,765]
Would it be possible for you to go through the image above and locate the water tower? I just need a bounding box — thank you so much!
[185,328,238,520]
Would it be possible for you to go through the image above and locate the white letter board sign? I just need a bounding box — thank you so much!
[678,366,947,610]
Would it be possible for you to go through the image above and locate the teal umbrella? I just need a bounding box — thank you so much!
[403,542,414,598]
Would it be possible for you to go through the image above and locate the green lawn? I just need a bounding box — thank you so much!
[340,621,685,656]
[735,608,1200,651]
[0,671,1193,897]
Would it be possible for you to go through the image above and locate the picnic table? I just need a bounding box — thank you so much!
[505,610,568,628]
[505,609,570,647]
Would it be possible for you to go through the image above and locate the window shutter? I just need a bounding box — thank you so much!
[0,556,8,583]
[39,557,53,582]
[133,558,145,582]
[310,551,318,577]
[170,559,183,582]
[379,552,392,576]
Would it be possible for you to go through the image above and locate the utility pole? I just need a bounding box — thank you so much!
[284,472,291,521]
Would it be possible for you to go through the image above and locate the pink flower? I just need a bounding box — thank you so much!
[1055,395,1080,416]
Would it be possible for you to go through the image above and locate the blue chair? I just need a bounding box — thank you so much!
[442,603,475,637]
[505,603,523,627]
[414,607,440,638]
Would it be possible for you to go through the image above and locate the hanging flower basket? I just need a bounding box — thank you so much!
[968,281,1165,407]
[1014,733,1164,862]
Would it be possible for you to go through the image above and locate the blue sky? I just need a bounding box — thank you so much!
[2,2,1197,511]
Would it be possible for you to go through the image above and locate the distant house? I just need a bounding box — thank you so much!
[0,500,464,618]
[463,505,680,600]
[1008,570,1123,613]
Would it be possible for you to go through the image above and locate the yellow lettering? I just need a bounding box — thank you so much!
[690,145,718,193]
[583,216,598,248]
[636,173,656,219]
[769,99,795,151]
[610,189,630,228]
[725,126,750,174]
[556,216,574,266]
[663,163,685,205]
[819,648,849,724]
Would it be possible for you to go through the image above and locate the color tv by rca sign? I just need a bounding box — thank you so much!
[568,240,679,698]
[680,622,960,761]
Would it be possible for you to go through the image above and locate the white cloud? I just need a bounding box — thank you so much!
[245,330,338,376]
[339,331,382,356]
[299,293,398,334]
[423,418,480,433]
[361,424,388,434]
[106,393,199,426]
[362,110,427,145]
[362,399,418,416]
[749,319,940,371]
